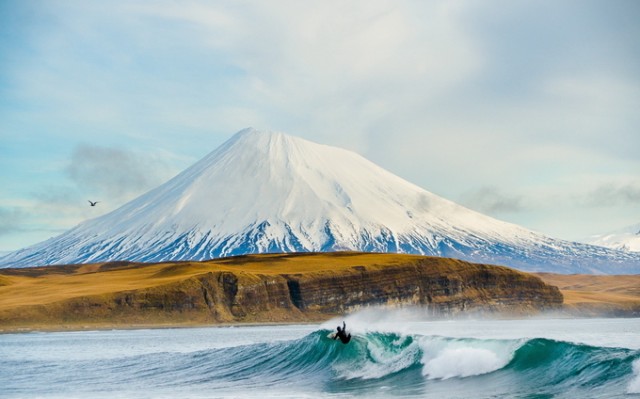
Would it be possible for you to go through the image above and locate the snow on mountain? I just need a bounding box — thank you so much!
[1,128,639,274]
[584,223,640,252]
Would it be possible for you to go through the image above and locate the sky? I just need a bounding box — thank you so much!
[1,0,639,253]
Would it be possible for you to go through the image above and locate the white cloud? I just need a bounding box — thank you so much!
[65,144,176,201]
[123,1,482,147]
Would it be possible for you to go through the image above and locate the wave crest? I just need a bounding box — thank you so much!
[331,332,421,380]
[422,346,508,379]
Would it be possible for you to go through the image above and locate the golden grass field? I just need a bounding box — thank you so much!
[535,273,640,316]
[0,252,425,312]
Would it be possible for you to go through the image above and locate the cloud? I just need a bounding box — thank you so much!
[459,186,526,215]
[0,207,26,236]
[122,1,483,147]
[585,182,640,207]
[64,144,175,201]
[0,144,182,251]
[1,0,639,250]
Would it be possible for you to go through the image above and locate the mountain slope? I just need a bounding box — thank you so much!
[1,128,639,273]
[584,223,640,252]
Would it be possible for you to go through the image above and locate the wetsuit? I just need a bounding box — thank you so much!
[333,321,351,344]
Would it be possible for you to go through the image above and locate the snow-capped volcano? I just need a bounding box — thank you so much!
[584,223,640,252]
[2,128,639,274]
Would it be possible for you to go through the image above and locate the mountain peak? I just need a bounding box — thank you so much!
[203,127,327,175]
[585,223,640,252]
[228,127,305,151]
[235,126,287,137]
[1,128,639,273]
[231,127,286,143]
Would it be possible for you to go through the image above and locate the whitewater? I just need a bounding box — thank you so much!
[2,314,639,398]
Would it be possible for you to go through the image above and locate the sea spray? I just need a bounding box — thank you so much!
[320,305,450,336]
[629,358,640,394]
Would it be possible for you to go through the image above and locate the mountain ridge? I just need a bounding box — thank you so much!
[1,128,639,274]
[584,223,640,253]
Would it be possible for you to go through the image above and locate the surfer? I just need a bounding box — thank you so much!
[333,321,351,344]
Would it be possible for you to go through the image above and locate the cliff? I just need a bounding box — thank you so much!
[0,253,562,331]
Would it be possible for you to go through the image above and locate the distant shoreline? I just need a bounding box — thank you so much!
[3,311,639,335]
[0,320,324,334]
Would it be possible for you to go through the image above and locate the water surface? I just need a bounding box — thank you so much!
[1,315,639,398]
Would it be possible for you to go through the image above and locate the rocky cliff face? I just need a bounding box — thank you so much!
[282,259,562,316]
[0,254,562,329]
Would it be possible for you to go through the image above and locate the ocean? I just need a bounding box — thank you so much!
[1,312,639,398]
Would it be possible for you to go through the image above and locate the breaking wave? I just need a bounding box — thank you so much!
[3,329,640,398]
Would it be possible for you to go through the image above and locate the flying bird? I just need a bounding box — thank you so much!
[88,200,99,207]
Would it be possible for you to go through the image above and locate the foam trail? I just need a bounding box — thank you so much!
[628,358,640,394]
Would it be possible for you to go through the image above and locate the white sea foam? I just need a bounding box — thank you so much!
[628,358,640,394]
[419,336,517,380]
[421,346,508,380]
